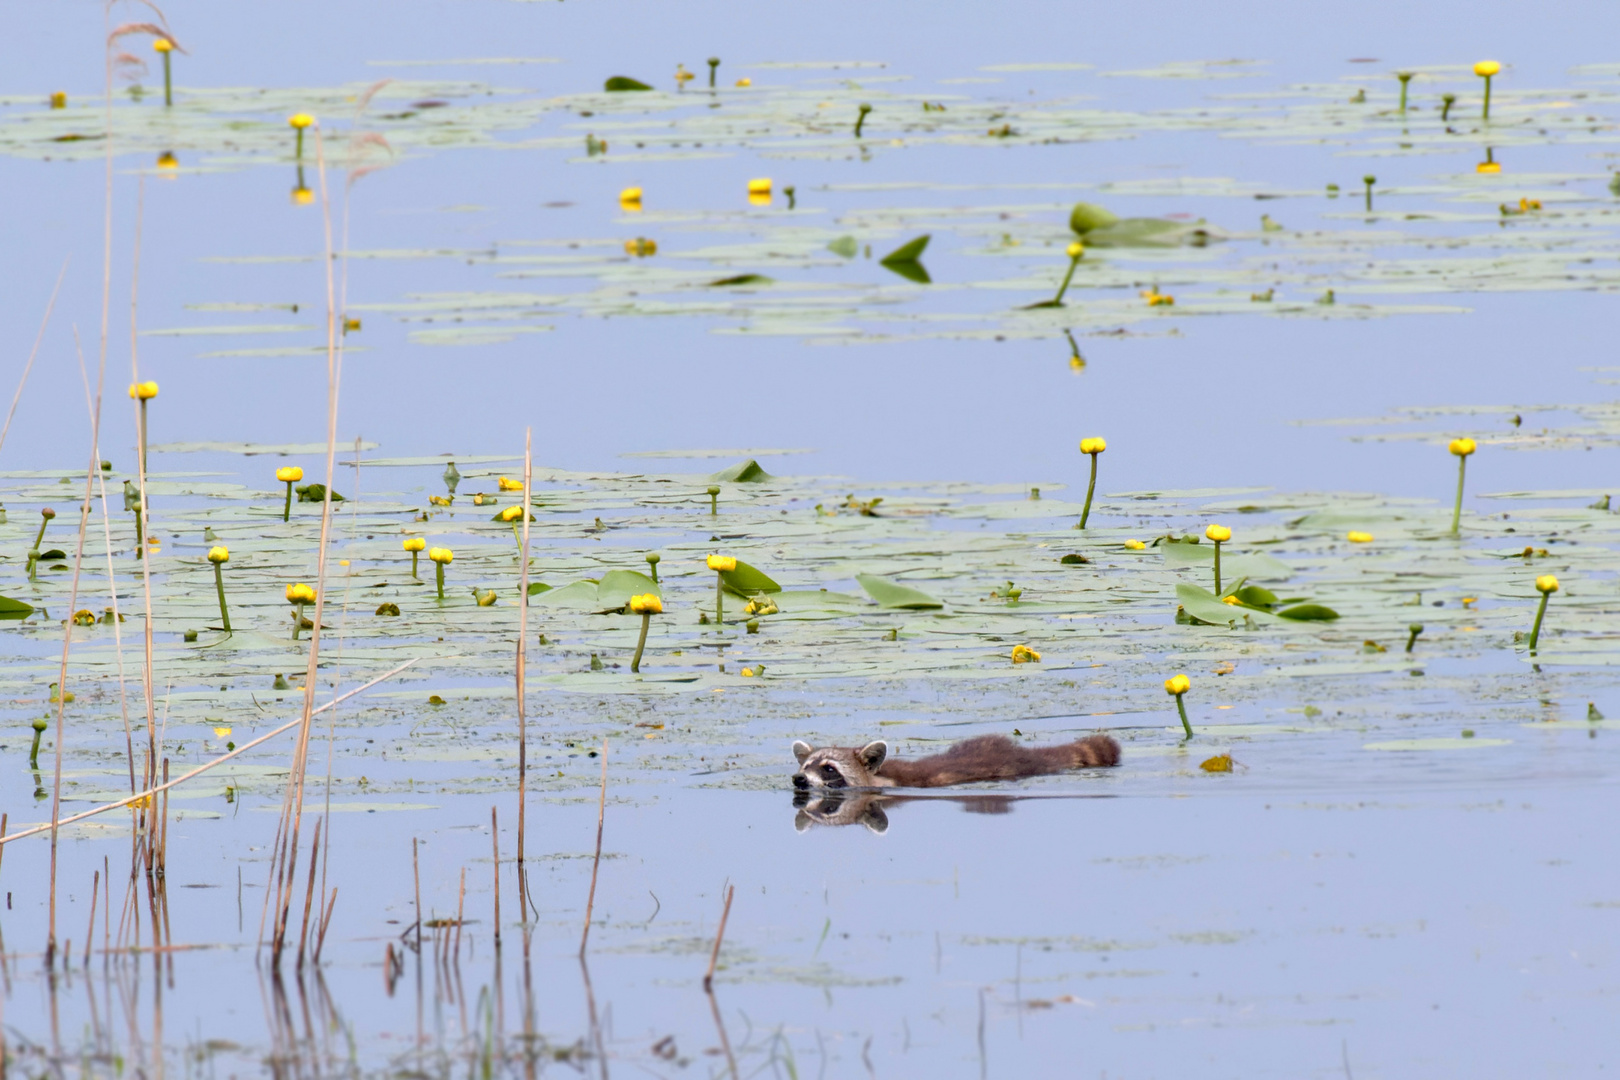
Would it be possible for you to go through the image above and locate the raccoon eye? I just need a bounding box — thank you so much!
[820,764,842,779]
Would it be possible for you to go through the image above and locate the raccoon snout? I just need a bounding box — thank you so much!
[791,773,809,789]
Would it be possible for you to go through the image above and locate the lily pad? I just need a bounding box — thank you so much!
[709,459,773,483]
[0,596,34,619]
[604,76,652,92]
[856,573,943,610]
[721,559,781,597]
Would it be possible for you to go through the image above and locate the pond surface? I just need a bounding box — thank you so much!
[2,0,1620,1075]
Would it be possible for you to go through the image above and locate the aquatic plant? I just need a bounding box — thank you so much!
[747,178,771,206]
[1528,574,1558,653]
[286,582,315,640]
[1396,71,1413,112]
[645,552,660,583]
[207,546,232,632]
[1205,524,1231,594]
[29,717,46,770]
[629,593,662,673]
[1165,674,1193,738]
[707,554,736,625]
[1078,437,1105,529]
[707,58,720,87]
[276,466,303,522]
[1448,438,1476,536]
[430,547,454,600]
[403,536,425,579]
[288,113,313,160]
[1474,60,1501,120]
[707,485,721,515]
[855,103,872,138]
[153,38,173,106]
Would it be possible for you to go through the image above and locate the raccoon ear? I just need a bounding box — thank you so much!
[858,740,888,771]
[794,810,814,832]
[792,740,813,765]
[861,805,890,834]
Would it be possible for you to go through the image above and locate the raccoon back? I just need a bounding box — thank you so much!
[877,733,1120,789]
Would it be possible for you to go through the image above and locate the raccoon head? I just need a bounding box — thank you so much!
[792,789,890,834]
[791,740,889,790]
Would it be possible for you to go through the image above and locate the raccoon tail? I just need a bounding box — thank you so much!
[1070,734,1121,768]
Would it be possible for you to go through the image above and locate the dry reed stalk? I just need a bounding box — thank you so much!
[0,814,6,882]
[128,178,158,801]
[490,807,501,948]
[413,838,422,950]
[315,887,337,962]
[454,867,466,962]
[0,260,68,457]
[158,758,169,874]
[295,820,322,971]
[703,884,735,992]
[103,855,111,962]
[46,304,114,964]
[0,660,417,848]
[72,328,136,796]
[578,739,608,957]
[517,429,532,883]
[706,980,739,1080]
[269,119,344,968]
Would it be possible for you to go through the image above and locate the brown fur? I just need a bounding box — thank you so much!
[792,733,1119,791]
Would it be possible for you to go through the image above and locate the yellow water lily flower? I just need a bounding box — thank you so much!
[747,177,772,195]
[735,77,752,87]
[499,506,524,522]
[1222,595,1241,605]
[624,237,657,257]
[1124,539,1146,551]
[1535,575,1559,594]
[1449,438,1477,457]
[288,113,314,130]
[153,38,173,54]
[207,546,229,563]
[156,151,178,170]
[292,186,314,205]
[1473,60,1501,77]
[1080,437,1106,455]
[72,609,97,626]
[403,537,426,552]
[429,547,454,564]
[50,91,66,108]
[1011,644,1041,663]
[128,381,159,400]
[1205,524,1231,543]
[276,466,303,483]
[213,725,232,740]
[620,186,643,210]
[286,583,316,604]
[1066,241,1084,259]
[629,593,663,615]
[1347,531,1374,543]
[1476,161,1501,174]
[1164,674,1190,696]
[497,477,524,491]
[707,554,737,572]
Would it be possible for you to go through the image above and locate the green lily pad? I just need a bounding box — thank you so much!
[708,274,772,287]
[827,236,858,258]
[857,573,943,610]
[1275,603,1340,621]
[1069,202,1122,235]
[879,235,931,283]
[0,595,35,619]
[709,459,773,483]
[721,559,781,596]
[604,76,652,92]
[1175,583,1281,627]
[595,569,661,612]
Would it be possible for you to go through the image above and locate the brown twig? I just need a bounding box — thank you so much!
[315,887,337,963]
[295,819,322,971]
[703,884,735,992]
[82,869,98,968]
[706,978,739,1080]
[579,739,608,957]
[0,660,417,848]
[0,260,68,458]
[412,837,422,951]
[454,867,467,963]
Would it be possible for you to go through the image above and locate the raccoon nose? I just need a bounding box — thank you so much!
[791,773,808,789]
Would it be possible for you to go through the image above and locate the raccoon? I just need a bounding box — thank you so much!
[791,733,1120,791]
[792,789,893,833]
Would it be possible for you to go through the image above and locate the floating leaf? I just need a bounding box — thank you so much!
[721,559,781,597]
[595,570,661,612]
[708,274,772,287]
[1275,603,1339,621]
[0,596,34,619]
[709,459,773,483]
[1232,584,1278,608]
[856,573,943,610]
[827,235,858,258]
[525,582,552,597]
[604,76,652,92]
[878,235,931,284]
[1174,583,1281,627]
[1068,202,1121,235]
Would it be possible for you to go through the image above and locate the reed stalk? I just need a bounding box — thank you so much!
[578,739,608,957]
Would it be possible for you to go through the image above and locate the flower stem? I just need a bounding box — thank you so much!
[30,726,43,770]
[1482,74,1493,121]
[27,550,39,581]
[162,52,172,107]
[708,485,720,515]
[1451,456,1468,536]
[436,562,445,601]
[139,400,149,476]
[410,551,419,580]
[1528,591,1550,652]
[1175,695,1193,739]
[1052,251,1082,306]
[1405,623,1423,653]
[1212,540,1223,595]
[715,572,724,627]
[133,507,143,560]
[31,517,48,553]
[631,613,651,673]
[291,603,303,641]
[1079,453,1099,529]
[283,481,294,523]
[213,563,232,633]
[855,104,871,138]
[295,128,304,161]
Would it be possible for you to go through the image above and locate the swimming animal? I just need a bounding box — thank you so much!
[791,733,1120,791]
